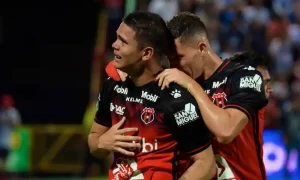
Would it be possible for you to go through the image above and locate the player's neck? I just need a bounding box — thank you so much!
[203,51,223,80]
[130,59,163,87]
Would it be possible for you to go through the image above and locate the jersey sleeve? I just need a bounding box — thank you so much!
[163,87,212,156]
[94,78,115,127]
[225,67,268,120]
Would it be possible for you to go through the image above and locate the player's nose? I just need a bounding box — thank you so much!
[112,40,119,50]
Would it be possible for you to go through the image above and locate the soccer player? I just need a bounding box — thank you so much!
[155,13,268,179]
[88,12,216,180]
[105,13,269,179]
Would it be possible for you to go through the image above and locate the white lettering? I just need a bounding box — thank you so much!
[174,103,199,127]
[239,74,262,92]
[141,138,158,153]
[126,97,143,104]
[212,78,227,89]
[129,138,158,153]
[141,91,159,102]
[114,85,128,95]
[110,103,125,115]
[204,89,210,94]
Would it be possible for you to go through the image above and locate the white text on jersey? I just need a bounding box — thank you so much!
[141,91,159,102]
[114,85,128,95]
[129,138,158,153]
[239,74,262,92]
[110,103,125,115]
[173,103,199,127]
[212,77,227,89]
[126,97,143,104]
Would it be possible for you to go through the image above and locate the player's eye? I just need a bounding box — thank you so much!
[178,55,184,60]
[264,79,271,85]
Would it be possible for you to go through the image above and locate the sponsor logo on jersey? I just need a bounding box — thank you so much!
[112,138,158,179]
[140,107,155,124]
[141,91,159,102]
[129,138,158,153]
[126,97,143,104]
[212,77,227,89]
[112,158,144,180]
[173,103,199,127]
[212,92,228,107]
[110,103,125,115]
[170,89,181,98]
[239,74,262,92]
[114,85,128,95]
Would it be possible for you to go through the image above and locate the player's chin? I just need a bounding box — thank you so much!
[113,59,124,69]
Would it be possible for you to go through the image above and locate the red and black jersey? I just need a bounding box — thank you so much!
[95,77,212,180]
[198,59,268,180]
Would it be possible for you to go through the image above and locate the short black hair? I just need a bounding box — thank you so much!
[166,12,208,42]
[123,12,173,56]
[230,51,271,69]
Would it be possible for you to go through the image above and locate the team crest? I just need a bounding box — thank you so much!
[140,107,155,124]
[212,92,228,107]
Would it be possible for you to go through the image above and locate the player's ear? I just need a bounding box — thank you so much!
[197,41,207,54]
[141,47,154,61]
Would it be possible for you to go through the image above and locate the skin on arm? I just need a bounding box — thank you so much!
[156,68,250,144]
[88,122,110,158]
[188,81,249,144]
[179,145,216,180]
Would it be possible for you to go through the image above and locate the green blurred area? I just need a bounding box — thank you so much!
[5,125,107,179]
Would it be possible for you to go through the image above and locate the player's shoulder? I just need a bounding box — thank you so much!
[226,60,262,79]
[232,65,263,80]
[161,83,194,104]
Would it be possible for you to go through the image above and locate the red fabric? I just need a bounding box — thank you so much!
[213,108,266,180]
[105,61,121,81]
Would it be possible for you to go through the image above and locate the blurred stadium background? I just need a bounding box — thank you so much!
[1,0,300,179]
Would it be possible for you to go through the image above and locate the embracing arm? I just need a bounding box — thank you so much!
[188,81,249,144]
[187,69,267,144]
[88,78,113,157]
[88,122,110,158]
[179,146,216,180]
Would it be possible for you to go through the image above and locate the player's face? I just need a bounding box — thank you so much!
[174,38,205,74]
[257,66,272,99]
[112,23,143,73]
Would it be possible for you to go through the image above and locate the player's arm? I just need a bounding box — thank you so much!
[164,90,216,179]
[88,79,141,158]
[179,146,215,180]
[88,79,114,158]
[188,68,267,144]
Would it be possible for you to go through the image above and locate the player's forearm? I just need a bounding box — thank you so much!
[179,159,216,180]
[188,81,233,140]
[88,133,110,158]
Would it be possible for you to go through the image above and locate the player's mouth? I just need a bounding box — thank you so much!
[115,55,122,59]
[114,53,122,61]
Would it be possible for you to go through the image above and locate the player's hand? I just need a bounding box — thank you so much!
[98,117,141,156]
[156,68,195,90]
